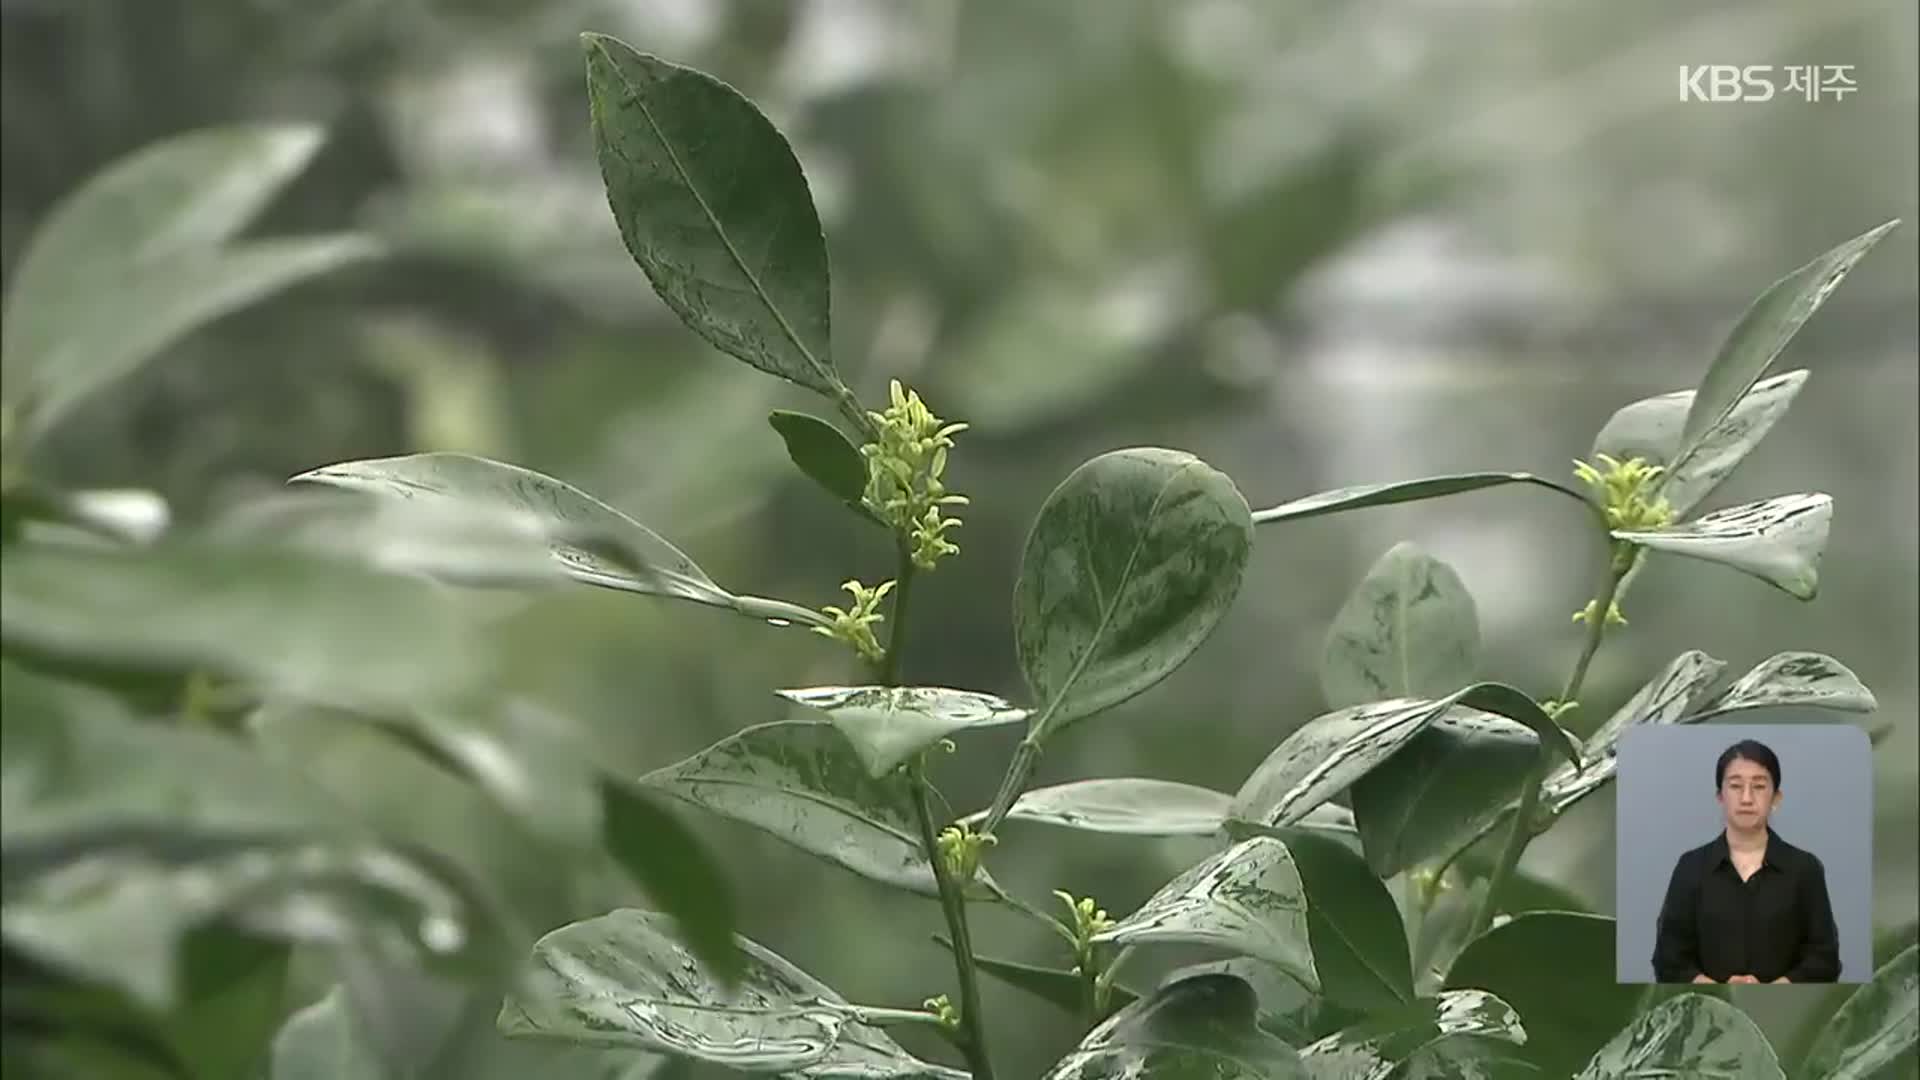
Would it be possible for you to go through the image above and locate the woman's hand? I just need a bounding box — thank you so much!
[1691,973,1717,984]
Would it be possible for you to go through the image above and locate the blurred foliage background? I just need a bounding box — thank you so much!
[3,0,1915,1075]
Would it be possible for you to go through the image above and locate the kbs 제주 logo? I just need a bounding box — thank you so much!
[1679,65,1858,103]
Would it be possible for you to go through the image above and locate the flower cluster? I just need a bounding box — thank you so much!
[1053,890,1115,948]
[861,380,970,570]
[1572,598,1628,627]
[921,994,959,1031]
[811,578,894,662]
[935,821,996,883]
[1572,454,1674,531]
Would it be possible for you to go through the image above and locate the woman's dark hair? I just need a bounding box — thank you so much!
[1716,739,1782,790]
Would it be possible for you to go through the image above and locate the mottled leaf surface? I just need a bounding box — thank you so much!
[1041,973,1307,1079]
[1692,651,1879,720]
[1231,685,1576,832]
[1539,651,1726,818]
[1299,990,1526,1080]
[1800,944,1917,1080]
[584,35,839,396]
[1574,993,1782,1079]
[1092,837,1316,987]
[498,909,963,1077]
[1677,220,1898,455]
[1253,474,1588,526]
[1321,542,1480,710]
[1014,448,1253,742]
[1593,369,1808,520]
[637,721,969,898]
[777,685,1028,778]
[1351,710,1539,879]
[1444,913,1636,1078]
[969,778,1232,836]
[1616,492,1832,600]
[1159,958,1344,1046]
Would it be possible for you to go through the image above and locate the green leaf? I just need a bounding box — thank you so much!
[1539,650,1727,819]
[1691,651,1879,720]
[291,452,826,627]
[1,126,381,447]
[271,986,389,1080]
[1041,972,1308,1079]
[1444,912,1638,1078]
[1014,447,1254,742]
[1593,369,1809,520]
[8,241,379,449]
[1615,492,1832,599]
[0,484,171,547]
[776,685,1029,778]
[1160,958,1350,1046]
[4,832,468,1014]
[1091,837,1317,987]
[932,934,1142,1016]
[0,539,479,713]
[636,721,978,898]
[965,778,1232,836]
[582,34,840,398]
[1575,993,1783,1079]
[768,411,871,513]
[498,908,965,1078]
[598,779,740,985]
[1678,220,1899,455]
[1799,944,1917,1080]
[1321,542,1481,710]
[1253,473,1590,526]
[1229,685,1577,832]
[1299,990,1527,1079]
[1284,827,1417,1014]
[1351,711,1540,879]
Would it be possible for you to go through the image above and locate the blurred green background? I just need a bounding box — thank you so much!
[4,0,1914,1075]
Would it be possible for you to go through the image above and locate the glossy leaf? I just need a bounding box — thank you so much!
[776,685,1029,778]
[1575,993,1783,1079]
[1160,957,1347,1046]
[1677,220,1899,455]
[1091,837,1316,986]
[1230,685,1577,832]
[1041,972,1307,1079]
[1299,990,1526,1080]
[290,453,807,616]
[636,721,973,898]
[1444,912,1637,1078]
[1014,447,1253,742]
[934,934,1141,1015]
[1615,492,1832,599]
[1691,651,1879,720]
[583,34,840,397]
[768,411,871,512]
[966,778,1232,836]
[1253,473,1589,525]
[1539,650,1726,818]
[598,780,740,984]
[1800,944,1917,1080]
[1351,711,1540,879]
[1322,542,1480,710]
[1285,827,1418,1014]
[1593,369,1808,520]
[498,908,963,1077]
[0,539,479,712]
[1,126,380,445]
[270,986,388,1080]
